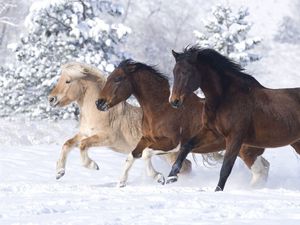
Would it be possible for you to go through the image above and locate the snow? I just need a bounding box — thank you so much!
[1,0,300,224]
[0,119,300,225]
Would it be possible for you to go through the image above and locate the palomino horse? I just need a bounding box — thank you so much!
[96,59,268,187]
[170,46,300,191]
[48,62,192,181]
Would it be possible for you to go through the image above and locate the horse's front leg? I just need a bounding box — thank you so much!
[142,149,165,185]
[79,134,110,170]
[56,134,81,179]
[215,134,243,191]
[118,137,149,187]
[163,151,192,174]
[166,139,195,184]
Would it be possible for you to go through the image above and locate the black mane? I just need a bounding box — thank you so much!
[181,46,262,86]
[118,59,169,82]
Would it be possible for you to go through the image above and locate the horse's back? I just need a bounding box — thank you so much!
[254,87,300,111]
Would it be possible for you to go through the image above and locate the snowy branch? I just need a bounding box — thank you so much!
[0,1,17,27]
[0,18,17,26]
[45,10,71,31]
[77,0,87,20]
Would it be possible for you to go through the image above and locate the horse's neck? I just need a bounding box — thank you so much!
[77,80,104,119]
[200,70,224,110]
[131,71,170,115]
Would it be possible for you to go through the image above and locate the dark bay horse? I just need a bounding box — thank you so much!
[96,59,268,187]
[170,46,300,191]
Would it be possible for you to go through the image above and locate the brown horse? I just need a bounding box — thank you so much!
[170,46,300,191]
[96,59,268,187]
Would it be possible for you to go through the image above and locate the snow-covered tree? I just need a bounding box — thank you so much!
[194,4,261,66]
[0,0,131,120]
[275,16,300,44]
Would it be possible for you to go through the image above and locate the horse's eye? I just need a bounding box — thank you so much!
[114,76,124,83]
[66,80,71,84]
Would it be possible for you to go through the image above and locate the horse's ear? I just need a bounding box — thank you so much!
[172,50,180,61]
[82,68,89,75]
[126,64,136,73]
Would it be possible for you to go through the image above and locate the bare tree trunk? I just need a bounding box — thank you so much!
[122,0,132,23]
[0,23,6,46]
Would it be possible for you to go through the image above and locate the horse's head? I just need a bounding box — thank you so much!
[96,63,133,111]
[170,49,200,108]
[48,63,95,107]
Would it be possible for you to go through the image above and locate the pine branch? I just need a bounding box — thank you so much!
[45,10,71,31]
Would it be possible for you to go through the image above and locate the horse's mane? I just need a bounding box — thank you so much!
[118,59,169,83]
[182,46,262,87]
[61,62,106,84]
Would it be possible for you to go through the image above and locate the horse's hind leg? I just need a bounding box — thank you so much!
[239,146,269,187]
[56,134,80,179]
[291,140,300,155]
[142,149,165,184]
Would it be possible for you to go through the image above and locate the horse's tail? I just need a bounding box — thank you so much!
[191,153,198,166]
[199,152,224,167]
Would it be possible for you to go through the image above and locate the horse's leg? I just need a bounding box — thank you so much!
[79,134,110,170]
[56,134,81,179]
[239,146,269,187]
[118,137,149,187]
[166,139,195,184]
[215,135,242,191]
[163,152,192,174]
[291,140,300,155]
[142,149,165,184]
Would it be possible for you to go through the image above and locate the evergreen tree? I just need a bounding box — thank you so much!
[194,4,261,66]
[0,0,131,120]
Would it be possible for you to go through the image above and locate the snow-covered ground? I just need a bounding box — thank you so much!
[0,119,300,225]
[1,1,300,224]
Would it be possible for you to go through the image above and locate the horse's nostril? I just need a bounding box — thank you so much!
[96,99,109,111]
[96,99,103,106]
[49,96,56,103]
[171,99,181,109]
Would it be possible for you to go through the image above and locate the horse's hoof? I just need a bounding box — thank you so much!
[166,175,178,184]
[156,174,165,185]
[86,161,99,170]
[117,181,126,188]
[94,162,100,170]
[215,186,223,192]
[56,169,65,180]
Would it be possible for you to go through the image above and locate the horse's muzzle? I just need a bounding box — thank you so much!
[96,99,109,111]
[170,99,182,109]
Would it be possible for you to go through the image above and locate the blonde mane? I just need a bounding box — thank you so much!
[61,62,107,86]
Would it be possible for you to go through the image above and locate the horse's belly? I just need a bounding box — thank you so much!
[245,123,300,148]
[147,143,181,155]
[149,139,180,152]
